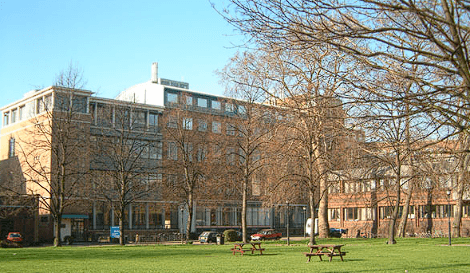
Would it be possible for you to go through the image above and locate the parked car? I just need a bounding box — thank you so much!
[329,228,348,238]
[6,232,23,243]
[198,231,218,243]
[312,228,348,238]
[250,229,282,241]
[235,231,243,241]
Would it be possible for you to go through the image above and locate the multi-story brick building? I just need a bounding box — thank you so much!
[2,63,468,243]
[1,64,293,243]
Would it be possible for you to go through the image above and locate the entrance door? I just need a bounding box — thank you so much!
[71,219,85,241]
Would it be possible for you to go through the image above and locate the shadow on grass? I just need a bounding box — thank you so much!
[319,262,470,273]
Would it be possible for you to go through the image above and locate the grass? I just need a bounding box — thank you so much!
[1,238,469,273]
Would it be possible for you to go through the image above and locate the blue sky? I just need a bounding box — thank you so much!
[0,0,242,107]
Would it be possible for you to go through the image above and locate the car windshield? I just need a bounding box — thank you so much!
[9,234,20,238]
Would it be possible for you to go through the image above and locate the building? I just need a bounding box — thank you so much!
[3,63,467,243]
[1,63,300,243]
[327,142,470,238]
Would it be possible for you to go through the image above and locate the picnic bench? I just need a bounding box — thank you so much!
[231,242,265,255]
[304,244,346,262]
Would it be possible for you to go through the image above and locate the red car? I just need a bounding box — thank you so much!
[250,229,282,241]
[6,232,23,243]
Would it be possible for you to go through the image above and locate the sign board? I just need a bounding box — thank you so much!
[110,226,120,238]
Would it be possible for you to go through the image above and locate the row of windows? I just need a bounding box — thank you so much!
[90,102,161,130]
[169,116,239,136]
[329,176,455,194]
[329,204,460,222]
[167,141,260,166]
[3,93,88,127]
[166,91,246,114]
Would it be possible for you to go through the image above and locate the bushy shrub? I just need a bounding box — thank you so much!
[223,229,238,242]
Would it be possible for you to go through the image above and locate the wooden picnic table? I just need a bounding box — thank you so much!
[304,244,346,262]
[231,242,265,255]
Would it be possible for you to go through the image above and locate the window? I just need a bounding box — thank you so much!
[213,144,222,157]
[329,208,340,221]
[183,117,193,130]
[197,145,207,162]
[132,111,147,129]
[149,112,158,127]
[71,96,86,113]
[226,124,236,136]
[115,108,130,129]
[167,115,177,128]
[96,103,113,127]
[212,121,221,134]
[132,203,146,229]
[198,120,207,132]
[19,105,25,121]
[8,138,15,158]
[252,178,261,196]
[168,141,178,160]
[184,142,193,161]
[344,207,359,221]
[54,94,85,113]
[149,142,162,159]
[238,105,246,115]
[197,98,208,108]
[11,109,17,123]
[185,96,193,106]
[225,103,235,113]
[36,96,52,114]
[227,147,236,165]
[3,112,9,126]
[379,206,399,219]
[212,100,221,110]
[167,93,178,103]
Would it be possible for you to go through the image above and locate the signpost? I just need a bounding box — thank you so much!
[110,226,120,239]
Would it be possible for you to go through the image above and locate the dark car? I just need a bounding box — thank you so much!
[250,229,282,241]
[198,231,218,243]
[313,228,348,238]
[235,231,243,241]
[329,228,348,238]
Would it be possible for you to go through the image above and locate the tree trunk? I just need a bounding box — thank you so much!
[53,216,62,247]
[186,192,193,241]
[318,176,329,238]
[453,137,470,237]
[397,183,413,237]
[308,190,317,245]
[388,176,401,244]
[119,208,125,245]
[242,176,248,243]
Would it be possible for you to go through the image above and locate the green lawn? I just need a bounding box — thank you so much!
[1,238,469,273]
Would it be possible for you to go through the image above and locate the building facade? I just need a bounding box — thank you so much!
[2,63,469,243]
[1,64,300,243]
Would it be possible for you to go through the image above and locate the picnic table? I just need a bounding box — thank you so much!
[231,242,265,255]
[304,244,346,262]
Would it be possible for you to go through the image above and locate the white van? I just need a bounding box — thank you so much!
[305,218,318,236]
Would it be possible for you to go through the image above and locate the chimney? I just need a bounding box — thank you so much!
[151,62,158,83]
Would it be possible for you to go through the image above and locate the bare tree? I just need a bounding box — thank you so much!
[16,63,89,246]
[160,102,217,241]
[91,102,161,245]
[219,60,280,243]
[218,0,470,236]
[219,46,348,243]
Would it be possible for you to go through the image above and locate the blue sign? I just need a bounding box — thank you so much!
[110,226,120,238]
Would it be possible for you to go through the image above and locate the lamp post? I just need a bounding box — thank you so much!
[446,190,451,246]
[180,208,184,242]
[286,201,290,246]
[303,206,307,238]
